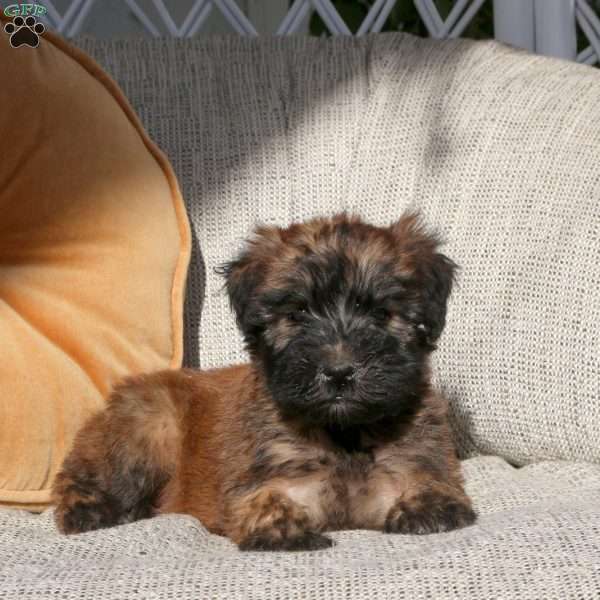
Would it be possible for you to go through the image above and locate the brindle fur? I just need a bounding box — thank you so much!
[53,212,475,550]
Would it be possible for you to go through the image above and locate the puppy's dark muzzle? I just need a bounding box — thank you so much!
[322,364,355,390]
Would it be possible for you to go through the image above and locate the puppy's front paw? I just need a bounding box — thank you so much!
[384,490,476,535]
[239,530,333,552]
[231,488,332,551]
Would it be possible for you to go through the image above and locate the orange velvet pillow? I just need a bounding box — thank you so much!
[0,25,190,509]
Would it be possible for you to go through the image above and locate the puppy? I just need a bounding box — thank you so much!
[53,212,475,551]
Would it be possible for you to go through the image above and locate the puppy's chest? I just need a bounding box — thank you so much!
[262,433,399,529]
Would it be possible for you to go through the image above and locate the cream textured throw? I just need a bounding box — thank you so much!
[2,456,600,599]
[78,34,600,467]
[5,34,592,599]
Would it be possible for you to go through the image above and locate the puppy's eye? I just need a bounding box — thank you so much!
[287,308,307,323]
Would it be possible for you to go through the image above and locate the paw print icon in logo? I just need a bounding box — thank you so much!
[4,16,45,48]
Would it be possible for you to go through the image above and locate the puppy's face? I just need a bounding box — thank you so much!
[221,213,456,427]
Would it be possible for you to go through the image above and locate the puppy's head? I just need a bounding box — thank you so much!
[220,212,456,427]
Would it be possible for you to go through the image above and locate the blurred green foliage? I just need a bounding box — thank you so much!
[309,0,494,38]
[308,0,599,58]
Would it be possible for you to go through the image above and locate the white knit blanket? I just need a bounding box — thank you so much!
[2,456,600,599]
[9,33,593,599]
[76,34,600,468]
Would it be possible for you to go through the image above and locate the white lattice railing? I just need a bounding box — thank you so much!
[36,0,600,65]
[576,0,600,64]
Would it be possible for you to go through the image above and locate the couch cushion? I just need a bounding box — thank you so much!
[0,28,190,508]
[76,35,600,467]
[2,455,599,598]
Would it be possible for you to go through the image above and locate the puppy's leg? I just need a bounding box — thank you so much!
[384,479,475,535]
[53,372,185,534]
[227,486,333,551]
[373,400,476,535]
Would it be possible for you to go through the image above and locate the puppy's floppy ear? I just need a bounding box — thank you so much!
[215,225,281,344]
[390,211,457,345]
[217,254,262,332]
[418,250,457,344]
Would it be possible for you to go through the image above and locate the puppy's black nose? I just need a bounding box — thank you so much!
[323,365,355,388]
